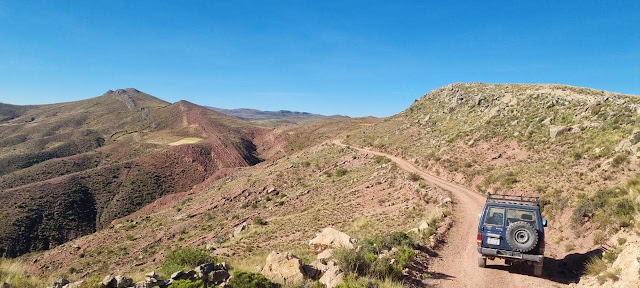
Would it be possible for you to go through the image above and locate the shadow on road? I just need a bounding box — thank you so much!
[485,248,603,284]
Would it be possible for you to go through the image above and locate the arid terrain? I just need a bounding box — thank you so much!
[1,83,639,288]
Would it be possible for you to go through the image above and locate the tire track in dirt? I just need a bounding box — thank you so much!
[333,140,563,288]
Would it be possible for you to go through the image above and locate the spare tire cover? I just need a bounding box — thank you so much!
[505,221,538,252]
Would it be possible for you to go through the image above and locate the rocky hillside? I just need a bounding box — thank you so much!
[0,89,269,258]
[9,141,451,287]
[345,82,640,284]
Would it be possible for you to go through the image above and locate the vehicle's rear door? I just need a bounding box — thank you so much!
[481,205,508,250]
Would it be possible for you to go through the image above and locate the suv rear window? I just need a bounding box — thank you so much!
[484,206,505,226]
[506,208,538,227]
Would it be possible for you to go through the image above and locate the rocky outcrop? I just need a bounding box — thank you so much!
[48,261,230,288]
[319,261,344,288]
[549,125,570,139]
[309,227,355,252]
[261,251,307,285]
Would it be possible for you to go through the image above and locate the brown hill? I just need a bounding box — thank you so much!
[0,89,269,257]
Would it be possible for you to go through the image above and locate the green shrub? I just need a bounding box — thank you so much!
[335,168,348,177]
[564,244,575,252]
[593,232,607,246]
[252,217,266,226]
[333,232,416,281]
[126,234,135,241]
[408,173,422,181]
[168,279,204,288]
[375,156,391,164]
[332,247,369,275]
[228,271,276,288]
[616,237,627,245]
[603,246,619,263]
[611,153,629,168]
[161,247,214,277]
[334,274,372,288]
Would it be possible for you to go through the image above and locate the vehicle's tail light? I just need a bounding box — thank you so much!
[477,233,482,246]
[539,239,545,254]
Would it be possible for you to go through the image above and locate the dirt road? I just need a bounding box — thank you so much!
[334,140,563,288]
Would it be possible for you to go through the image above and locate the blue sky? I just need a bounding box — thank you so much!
[0,1,638,117]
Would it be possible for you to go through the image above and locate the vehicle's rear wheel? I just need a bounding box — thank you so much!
[478,254,486,268]
[533,261,543,277]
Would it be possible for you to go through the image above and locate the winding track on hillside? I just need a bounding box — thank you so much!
[334,140,562,288]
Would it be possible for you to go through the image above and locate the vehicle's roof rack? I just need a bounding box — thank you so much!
[486,193,540,207]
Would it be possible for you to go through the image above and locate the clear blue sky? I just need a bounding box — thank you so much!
[0,1,638,117]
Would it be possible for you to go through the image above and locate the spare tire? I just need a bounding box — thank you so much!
[505,221,538,252]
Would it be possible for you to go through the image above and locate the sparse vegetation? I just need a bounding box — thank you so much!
[335,168,348,177]
[161,247,214,277]
[168,279,205,288]
[584,255,608,276]
[332,231,416,281]
[408,173,422,182]
[252,217,267,226]
[228,271,276,288]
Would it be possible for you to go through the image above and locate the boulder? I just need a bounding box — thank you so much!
[145,271,158,280]
[310,260,328,273]
[319,261,344,288]
[170,271,185,280]
[317,249,333,262]
[134,281,151,288]
[53,278,70,288]
[302,264,322,280]
[631,130,640,145]
[0,283,9,288]
[62,280,85,288]
[418,221,430,232]
[195,263,215,279]
[234,222,249,237]
[549,125,569,139]
[101,275,117,288]
[211,270,230,285]
[309,227,355,252]
[261,251,307,285]
[216,262,229,271]
[115,275,133,288]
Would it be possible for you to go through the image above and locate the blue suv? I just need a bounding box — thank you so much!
[477,193,547,276]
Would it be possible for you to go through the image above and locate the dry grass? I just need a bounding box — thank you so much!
[168,137,203,146]
[0,258,45,288]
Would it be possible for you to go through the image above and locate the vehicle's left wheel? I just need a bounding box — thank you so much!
[478,254,486,268]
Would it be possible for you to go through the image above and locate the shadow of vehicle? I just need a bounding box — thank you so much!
[484,248,603,284]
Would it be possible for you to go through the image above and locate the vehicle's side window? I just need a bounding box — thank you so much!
[484,206,505,226]
[506,209,538,227]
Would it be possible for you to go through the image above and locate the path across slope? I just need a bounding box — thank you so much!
[334,140,563,288]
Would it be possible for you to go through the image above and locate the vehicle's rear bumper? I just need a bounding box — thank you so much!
[478,247,543,262]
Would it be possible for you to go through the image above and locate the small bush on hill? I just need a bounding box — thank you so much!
[168,279,204,288]
[333,231,416,281]
[408,173,422,181]
[603,246,619,263]
[335,168,348,177]
[584,256,607,276]
[375,156,391,164]
[570,181,637,230]
[228,271,276,288]
[252,217,267,226]
[161,247,214,277]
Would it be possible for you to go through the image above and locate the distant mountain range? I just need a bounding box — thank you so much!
[207,107,348,123]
